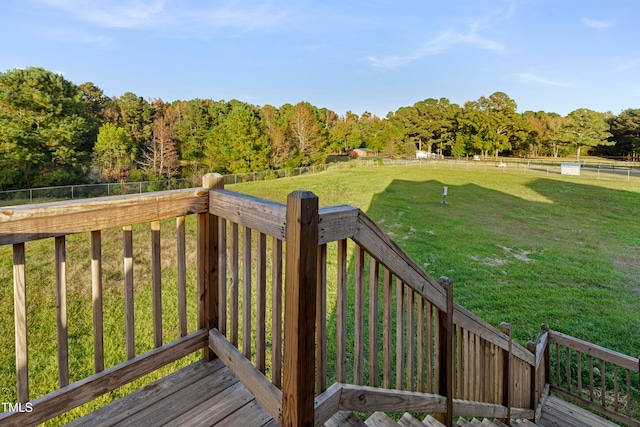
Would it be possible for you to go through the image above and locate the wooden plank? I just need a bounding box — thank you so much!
[0,330,208,427]
[316,243,327,392]
[208,329,283,423]
[66,358,226,427]
[417,297,424,393]
[339,384,446,413]
[406,289,415,392]
[214,399,273,427]
[256,232,267,373]
[218,218,227,337]
[242,227,253,359]
[230,223,239,347]
[282,191,318,427]
[541,394,625,427]
[271,237,283,388]
[176,217,187,337]
[162,378,250,427]
[354,245,364,385]
[369,257,379,388]
[456,325,462,398]
[55,236,70,388]
[426,300,433,393]
[123,225,135,360]
[383,267,392,389]
[396,278,405,390]
[0,188,209,245]
[317,204,359,244]
[549,329,638,371]
[366,411,399,427]
[91,230,105,372]
[13,243,29,403]
[337,239,348,383]
[209,189,286,239]
[151,220,162,348]
[325,410,367,427]
[314,383,343,427]
[112,364,241,427]
[463,329,470,401]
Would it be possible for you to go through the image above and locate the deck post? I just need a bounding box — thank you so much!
[199,173,225,361]
[435,276,454,426]
[499,322,513,424]
[283,191,318,427]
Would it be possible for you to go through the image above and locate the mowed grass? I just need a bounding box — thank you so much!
[232,166,640,354]
[1,165,639,423]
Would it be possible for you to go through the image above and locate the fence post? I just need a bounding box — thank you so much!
[435,276,454,426]
[500,322,513,424]
[198,173,225,361]
[282,190,318,427]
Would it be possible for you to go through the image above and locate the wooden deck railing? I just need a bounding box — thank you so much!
[0,182,215,427]
[2,173,637,427]
[530,326,640,427]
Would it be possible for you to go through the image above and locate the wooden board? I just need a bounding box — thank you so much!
[0,188,209,245]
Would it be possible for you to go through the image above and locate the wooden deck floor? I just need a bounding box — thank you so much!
[67,358,277,427]
[68,360,623,427]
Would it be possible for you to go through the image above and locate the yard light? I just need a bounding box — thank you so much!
[440,186,448,204]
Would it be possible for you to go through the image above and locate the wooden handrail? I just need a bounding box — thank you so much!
[0,187,209,245]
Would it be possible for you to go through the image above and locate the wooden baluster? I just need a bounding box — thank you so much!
[316,243,327,392]
[613,364,619,412]
[369,257,379,388]
[354,245,364,385]
[406,288,415,392]
[455,325,462,398]
[123,225,135,360]
[55,236,69,387]
[14,242,29,403]
[242,227,252,359]
[499,322,513,424]
[218,218,227,337]
[395,278,405,390]
[336,239,347,383]
[426,300,433,394]
[566,347,571,393]
[417,295,425,392]
[91,230,105,371]
[383,267,392,389]
[151,220,162,348]
[176,217,187,337]
[601,359,606,408]
[282,190,318,427]
[256,232,267,373]
[272,237,283,388]
[589,355,594,401]
[230,223,239,347]
[577,350,583,397]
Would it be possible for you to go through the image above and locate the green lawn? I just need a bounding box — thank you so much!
[1,165,639,423]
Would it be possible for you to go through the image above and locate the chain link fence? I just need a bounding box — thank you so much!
[2,159,639,207]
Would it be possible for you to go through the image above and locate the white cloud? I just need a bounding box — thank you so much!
[35,0,289,34]
[367,25,504,69]
[516,72,572,88]
[582,17,615,29]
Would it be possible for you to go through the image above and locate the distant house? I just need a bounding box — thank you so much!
[349,148,377,157]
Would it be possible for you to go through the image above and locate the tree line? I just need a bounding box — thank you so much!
[1,67,638,190]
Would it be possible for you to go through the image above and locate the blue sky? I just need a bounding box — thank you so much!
[2,0,638,118]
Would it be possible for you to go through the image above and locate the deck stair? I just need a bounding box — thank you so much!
[326,411,537,427]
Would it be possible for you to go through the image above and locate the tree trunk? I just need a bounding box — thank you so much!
[576,145,581,161]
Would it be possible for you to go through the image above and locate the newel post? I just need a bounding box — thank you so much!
[435,276,454,427]
[283,191,318,427]
[198,173,224,361]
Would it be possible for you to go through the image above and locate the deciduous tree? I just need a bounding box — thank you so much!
[557,108,613,160]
